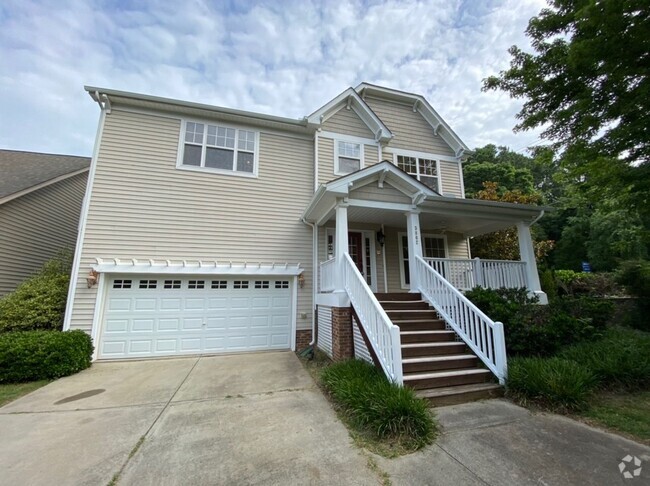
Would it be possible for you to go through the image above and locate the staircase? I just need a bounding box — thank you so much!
[375,292,503,406]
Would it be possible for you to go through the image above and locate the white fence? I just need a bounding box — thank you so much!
[416,256,507,383]
[424,257,528,291]
[343,253,403,384]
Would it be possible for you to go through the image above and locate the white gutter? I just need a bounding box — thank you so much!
[301,217,318,346]
[314,131,319,192]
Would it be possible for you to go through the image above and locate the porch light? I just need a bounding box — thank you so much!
[298,273,305,288]
[376,229,385,247]
[86,269,99,288]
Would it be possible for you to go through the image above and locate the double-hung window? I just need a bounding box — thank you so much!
[336,141,362,175]
[396,154,439,191]
[180,121,257,176]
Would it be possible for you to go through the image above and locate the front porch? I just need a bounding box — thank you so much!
[302,161,549,402]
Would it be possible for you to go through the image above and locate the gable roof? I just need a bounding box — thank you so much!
[355,83,471,157]
[0,150,90,203]
[306,88,393,143]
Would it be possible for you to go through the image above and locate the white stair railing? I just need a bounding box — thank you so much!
[415,255,507,383]
[343,253,403,384]
[319,258,336,292]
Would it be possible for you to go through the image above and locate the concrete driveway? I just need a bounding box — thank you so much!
[0,352,381,486]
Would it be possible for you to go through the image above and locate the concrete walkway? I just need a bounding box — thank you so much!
[0,352,380,486]
[376,399,650,486]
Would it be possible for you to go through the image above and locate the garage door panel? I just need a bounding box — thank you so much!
[99,275,293,359]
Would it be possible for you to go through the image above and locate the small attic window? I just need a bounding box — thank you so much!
[335,140,363,175]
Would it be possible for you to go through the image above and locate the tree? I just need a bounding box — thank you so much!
[483,0,650,164]
[470,182,555,260]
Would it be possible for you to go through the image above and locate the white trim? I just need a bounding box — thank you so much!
[0,167,90,206]
[397,232,448,289]
[392,151,442,194]
[458,162,466,198]
[384,147,461,163]
[381,224,388,293]
[346,198,415,212]
[90,273,108,360]
[314,131,319,192]
[63,109,106,331]
[92,259,303,276]
[176,119,260,178]
[319,130,379,146]
[334,138,365,176]
[291,276,298,351]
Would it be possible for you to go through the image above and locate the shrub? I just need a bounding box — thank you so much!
[0,330,93,383]
[560,328,650,390]
[0,251,72,333]
[616,260,650,331]
[555,270,621,297]
[539,268,558,301]
[464,287,537,324]
[507,357,597,411]
[320,360,436,451]
[553,296,614,331]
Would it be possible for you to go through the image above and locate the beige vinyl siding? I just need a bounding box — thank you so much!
[439,161,463,197]
[364,96,455,156]
[322,107,374,138]
[69,108,314,333]
[317,136,381,185]
[0,172,87,296]
[349,183,412,205]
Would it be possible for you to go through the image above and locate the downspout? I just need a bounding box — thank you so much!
[530,209,545,226]
[314,131,319,192]
[302,217,318,346]
[381,224,388,293]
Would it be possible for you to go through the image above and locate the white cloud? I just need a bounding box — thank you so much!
[0,0,547,156]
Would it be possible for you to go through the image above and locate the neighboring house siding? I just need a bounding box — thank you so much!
[0,172,87,295]
[322,108,375,139]
[69,109,314,333]
[365,96,455,156]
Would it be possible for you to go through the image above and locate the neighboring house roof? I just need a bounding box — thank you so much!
[0,150,91,204]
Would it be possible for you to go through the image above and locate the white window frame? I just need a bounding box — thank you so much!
[392,150,441,193]
[397,232,448,289]
[333,136,365,176]
[176,119,260,178]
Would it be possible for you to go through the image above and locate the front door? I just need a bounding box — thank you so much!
[348,232,364,273]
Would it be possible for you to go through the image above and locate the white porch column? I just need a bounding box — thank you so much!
[335,203,349,292]
[406,211,423,292]
[516,222,548,304]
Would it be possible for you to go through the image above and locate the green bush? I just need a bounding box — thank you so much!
[0,251,72,333]
[0,330,93,383]
[320,360,436,450]
[616,260,650,331]
[507,357,597,411]
[555,270,621,297]
[560,328,650,390]
[539,268,558,301]
[553,296,614,331]
[465,287,598,357]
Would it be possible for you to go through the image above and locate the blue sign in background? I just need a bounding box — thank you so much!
[582,262,592,272]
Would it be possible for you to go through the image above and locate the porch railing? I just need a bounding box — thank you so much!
[319,258,336,292]
[424,257,528,291]
[343,253,403,384]
[415,256,507,383]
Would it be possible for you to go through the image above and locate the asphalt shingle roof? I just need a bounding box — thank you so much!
[0,149,91,200]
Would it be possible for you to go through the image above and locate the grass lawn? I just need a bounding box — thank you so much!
[578,390,650,445]
[0,381,49,407]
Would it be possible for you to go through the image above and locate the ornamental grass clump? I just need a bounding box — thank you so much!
[320,359,436,451]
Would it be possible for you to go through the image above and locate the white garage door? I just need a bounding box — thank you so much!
[98,275,293,359]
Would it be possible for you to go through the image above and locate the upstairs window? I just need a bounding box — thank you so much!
[396,154,439,191]
[335,141,363,175]
[180,121,258,176]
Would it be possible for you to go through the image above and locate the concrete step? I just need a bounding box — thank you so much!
[374,292,422,301]
[379,300,431,310]
[402,354,479,373]
[387,309,440,320]
[401,341,467,357]
[416,383,504,407]
[400,330,456,343]
[404,368,492,390]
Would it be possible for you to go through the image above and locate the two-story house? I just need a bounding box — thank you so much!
[65,83,547,404]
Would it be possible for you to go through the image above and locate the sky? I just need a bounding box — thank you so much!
[0,0,547,157]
